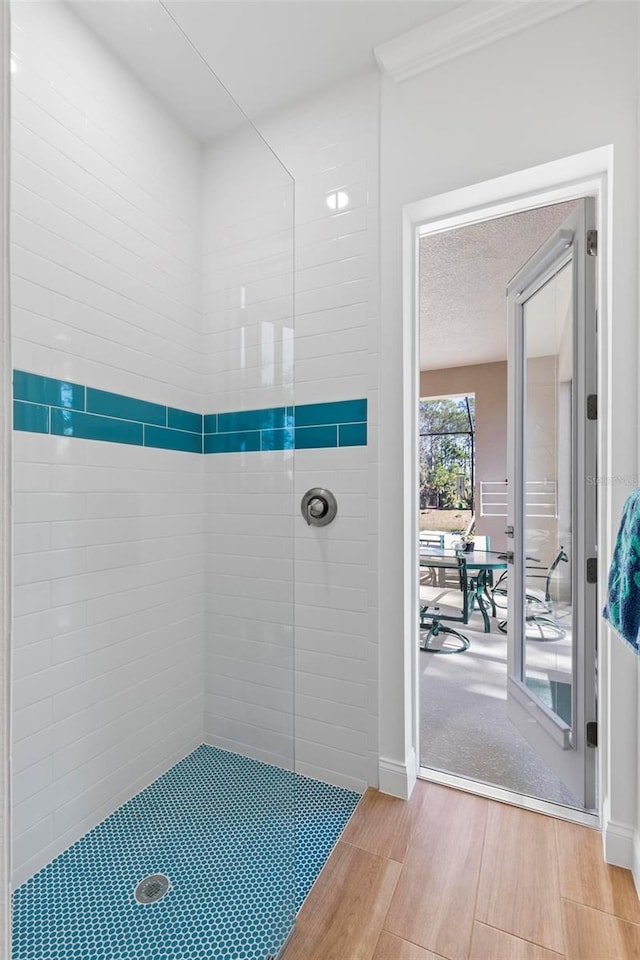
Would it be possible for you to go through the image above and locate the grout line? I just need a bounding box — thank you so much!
[560,895,640,926]
[369,926,386,960]
[13,200,198,315]
[377,925,450,960]
[553,816,568,954]
[14,669,200,780]
[12,84,198,238]
[469,797,490,959]
[473,920,566,957]
[401,777,430,857]
[333,840,405,957]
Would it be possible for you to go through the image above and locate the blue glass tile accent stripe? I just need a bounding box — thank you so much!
[14,370,84,411]
[261,428,294,451]
[339,421,367,447]
[295,424,337,449]
[295,399,367,428]
[145,425,202,454]
[205,431,261,454]
[217,407,291,433]
[13,400,49,434]
[12,371,368,452]
[51,408,143,446]
[12,744,360,960]
[203,413,217,433]
[168,407,202,434]
[87,388,166,426]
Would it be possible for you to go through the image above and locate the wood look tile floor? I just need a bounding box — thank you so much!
[282,783,640,960]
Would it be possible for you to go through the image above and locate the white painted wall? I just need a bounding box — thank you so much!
[379,1,639,856]
[10,1,204,884]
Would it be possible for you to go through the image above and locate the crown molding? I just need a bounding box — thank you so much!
[374,0,590,83]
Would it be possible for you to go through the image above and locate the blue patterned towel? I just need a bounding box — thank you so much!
[604,489,640,653]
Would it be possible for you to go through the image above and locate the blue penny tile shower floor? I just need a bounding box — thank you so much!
[12,745,360,960]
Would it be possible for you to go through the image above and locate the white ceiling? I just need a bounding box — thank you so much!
[68,0,463,143]
[419,201,578,372]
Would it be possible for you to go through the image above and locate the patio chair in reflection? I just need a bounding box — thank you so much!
[492,546,569,640]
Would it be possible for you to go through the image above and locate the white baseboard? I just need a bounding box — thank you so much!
[602,814,635,869]
[378,748,417,800]
[633,829,640,899]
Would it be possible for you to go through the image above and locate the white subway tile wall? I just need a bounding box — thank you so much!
[201,131,296,770]
[11,2,205,884]
[11,1,380,886]
[11,2,203,411]
[270,77,379,791]
[200,77,379,792]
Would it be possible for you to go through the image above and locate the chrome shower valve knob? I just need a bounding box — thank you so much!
[308,497,326,518]
[301,488,338,527]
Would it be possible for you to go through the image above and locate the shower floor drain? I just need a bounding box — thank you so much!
[134,874,170,904]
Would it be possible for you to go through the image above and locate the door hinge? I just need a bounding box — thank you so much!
[587,394,597,420]
[587,229,597,256]
[586,721,598,748]
[586,557,598,584]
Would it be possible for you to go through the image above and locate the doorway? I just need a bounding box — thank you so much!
[417,196,598,814]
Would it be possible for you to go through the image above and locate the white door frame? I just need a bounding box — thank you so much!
[0,1,11,953]
[402,147,612,832]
